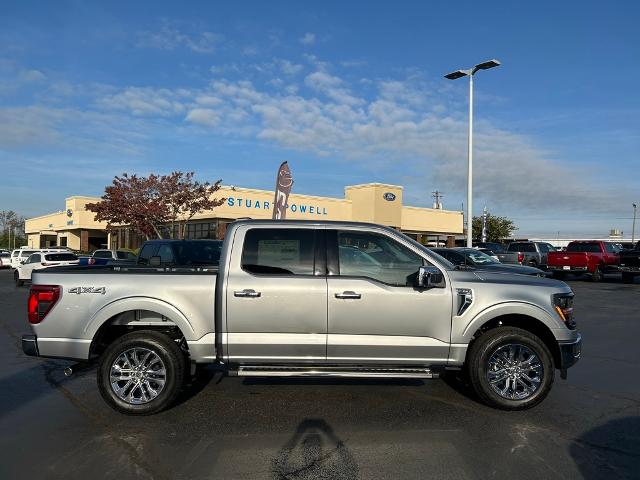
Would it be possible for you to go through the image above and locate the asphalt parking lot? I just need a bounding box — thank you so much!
[0,269,638,480]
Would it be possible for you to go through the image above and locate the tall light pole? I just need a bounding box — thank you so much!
[633,203,637,244]
[445,59,501,247]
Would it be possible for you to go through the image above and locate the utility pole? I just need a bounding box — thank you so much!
[432,191,443,209]
[633,203,637,244]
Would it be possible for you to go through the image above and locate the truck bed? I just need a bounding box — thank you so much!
[30,266,218,361]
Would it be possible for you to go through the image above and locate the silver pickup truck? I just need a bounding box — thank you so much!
[22,220,581,415]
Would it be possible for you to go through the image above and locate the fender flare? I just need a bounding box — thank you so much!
[457,301,559,344]
[84,296,196,342]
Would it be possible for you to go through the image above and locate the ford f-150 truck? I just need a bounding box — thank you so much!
[21,220,581,415]
[547,240,620,281]
[619,241,640,283]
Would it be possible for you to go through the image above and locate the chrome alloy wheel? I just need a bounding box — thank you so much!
[486,343,543,400]
[110,347,166,405]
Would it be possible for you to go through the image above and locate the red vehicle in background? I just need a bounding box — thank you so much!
[547,241,620,281]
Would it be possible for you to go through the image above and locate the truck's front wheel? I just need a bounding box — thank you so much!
[97,331,185,415]
[467,327,554,410]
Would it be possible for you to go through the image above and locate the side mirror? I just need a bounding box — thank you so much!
[417,266,445,288]
[149,256,161,267]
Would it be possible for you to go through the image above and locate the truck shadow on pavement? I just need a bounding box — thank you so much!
[570,416,640,480]
[272,418,358,480]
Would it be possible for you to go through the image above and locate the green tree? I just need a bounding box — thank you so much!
[0,210,26,249]
[472,214,517,242]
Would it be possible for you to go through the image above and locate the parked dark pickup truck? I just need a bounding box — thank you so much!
[619,241,640,283]
[547,241,620,281]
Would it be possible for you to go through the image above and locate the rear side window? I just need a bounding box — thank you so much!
[242,228,315,275]
[156,245,175,264]
[138,244,158,265]
[45,253,78,261]
[603,243,618,253]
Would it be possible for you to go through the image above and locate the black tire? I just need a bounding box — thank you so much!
[466,327,554,410]
[591,265,603,282]
[622,273,635,284]
[14,270,24,287]
[97,330,186,415]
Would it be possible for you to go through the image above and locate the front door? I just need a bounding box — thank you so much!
[327,229,452,365]
[225,226,327,364]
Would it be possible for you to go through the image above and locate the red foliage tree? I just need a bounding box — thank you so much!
[87,172,225,240]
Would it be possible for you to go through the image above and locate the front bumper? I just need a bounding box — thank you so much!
[558,333,582,369]
[22,334,39,357]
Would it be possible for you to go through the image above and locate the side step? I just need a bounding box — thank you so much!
[233,365,440,379]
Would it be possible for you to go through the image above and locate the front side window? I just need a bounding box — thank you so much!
[337,231,424,286]
[242,228,315,275]
[29,254,41,264]
[93,250,113,259]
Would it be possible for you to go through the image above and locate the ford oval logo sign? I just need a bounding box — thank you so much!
[383,192,396,201]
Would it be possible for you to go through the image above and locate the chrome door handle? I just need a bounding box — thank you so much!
[335,291,361,299]
[234,289,261,298]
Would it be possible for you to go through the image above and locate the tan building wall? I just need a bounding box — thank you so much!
[25,184,463,250]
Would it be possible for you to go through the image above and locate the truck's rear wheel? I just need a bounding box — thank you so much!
[467,327,554,410]
[97,330,185,415]
[591,265,603,282]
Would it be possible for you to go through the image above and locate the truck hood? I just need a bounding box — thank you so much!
[449,268,569,290]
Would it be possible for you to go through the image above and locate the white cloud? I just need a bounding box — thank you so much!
[96,87,186,116]
[137,26,221,53]
[185,108,219,127]
[19,69,46,82]
[2,57,634,218]
[279,59,303,76]
[300,32,316,45]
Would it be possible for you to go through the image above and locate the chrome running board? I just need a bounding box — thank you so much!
[233,365,439,379]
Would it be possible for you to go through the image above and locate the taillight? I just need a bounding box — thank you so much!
[28,285,61,324]
[88,258,96,265]
[517,253,524,264]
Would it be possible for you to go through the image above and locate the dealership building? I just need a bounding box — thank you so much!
[25,183,464,251]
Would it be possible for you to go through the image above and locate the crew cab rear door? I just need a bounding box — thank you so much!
[225,225,327,364]
[326,228,452,365]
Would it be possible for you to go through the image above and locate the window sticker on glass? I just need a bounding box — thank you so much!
[258,239,300,265]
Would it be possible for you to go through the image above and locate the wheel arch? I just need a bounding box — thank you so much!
[86,297,195,359]
[466,313,561,368]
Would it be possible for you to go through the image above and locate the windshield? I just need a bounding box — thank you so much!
[45,253,78,261]
[465,249,499,265]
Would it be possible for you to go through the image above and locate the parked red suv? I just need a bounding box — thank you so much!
[547,241,620,281]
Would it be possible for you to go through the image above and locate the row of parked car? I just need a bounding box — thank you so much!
[3,239,223,286]
[4,236,640,286]
[472,240,640,283]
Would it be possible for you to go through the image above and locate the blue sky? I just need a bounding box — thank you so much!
[1,1,638,236]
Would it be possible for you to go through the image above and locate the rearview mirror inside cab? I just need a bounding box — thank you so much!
[416,266,445,288]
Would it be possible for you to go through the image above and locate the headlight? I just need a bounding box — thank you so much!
[553,293,576,330]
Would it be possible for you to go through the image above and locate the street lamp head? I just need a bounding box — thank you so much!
[633,203,637,208]
[472,59,501,74]
[444,69,469,80]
